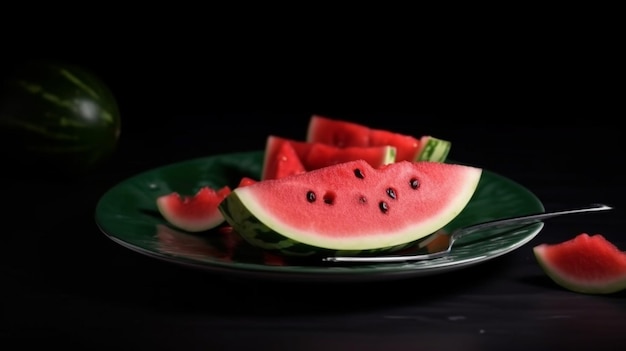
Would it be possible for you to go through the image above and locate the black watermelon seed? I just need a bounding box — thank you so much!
[410,178,420,189]
[379,201,389,213]
[386,188,397,199]
[354,168,365,179]
[306,191,316,202]
[323,191,336,205]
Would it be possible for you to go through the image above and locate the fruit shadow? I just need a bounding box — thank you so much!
[518,275,626,298]
[130,222,514,316]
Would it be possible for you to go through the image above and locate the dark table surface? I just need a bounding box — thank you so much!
[1,58,624,350]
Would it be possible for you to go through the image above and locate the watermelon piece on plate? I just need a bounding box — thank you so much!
[306,114,451,163]
[237,177,258,187]
[219,159,482,257]
[262,135,396,178]
[533,233,626,294]
[156,186,231,232]
[261,136,307,180]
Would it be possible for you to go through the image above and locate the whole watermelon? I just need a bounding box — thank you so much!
[0,60,121,176]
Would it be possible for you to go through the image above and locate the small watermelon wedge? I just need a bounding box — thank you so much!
[219,159,482,256]
[533,233,626,294]
[261,136,307,180]
[156,186,231,232]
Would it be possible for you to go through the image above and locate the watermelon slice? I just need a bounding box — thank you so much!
[261,137,307,180]
[533,233,626,294]
[306,115,451,162]
[156,186,231,232]
[219,159,482,256]
[262,135,396,178]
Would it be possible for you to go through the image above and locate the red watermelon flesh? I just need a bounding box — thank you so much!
[156,186,231,232]
[303,142,396,170]
[261,137,306,180]
[237,176,258,187]
[533,233,626,294]
[305,115,370,147]
[262,135,396,178]
[367,128,420,162]
[220,159,482,252]
[307,115,422,162]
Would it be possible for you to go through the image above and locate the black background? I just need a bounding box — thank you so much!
[1,52,619,182]
[1,47,624,350]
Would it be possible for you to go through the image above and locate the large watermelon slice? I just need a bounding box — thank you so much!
[262,135,396,178]
[306,115,451,162]
[533,233,626,294]
[219,159,482,256]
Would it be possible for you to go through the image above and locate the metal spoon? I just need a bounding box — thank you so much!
[322,203,613,263]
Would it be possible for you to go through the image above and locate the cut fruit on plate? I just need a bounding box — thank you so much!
[262,135,396,178]
[533,233,626,294]
[306,114,451,162]
[219,159,482,257]
[156,186,231,232]
[261,136,307,180]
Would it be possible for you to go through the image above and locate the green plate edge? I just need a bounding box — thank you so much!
[95,150,544,283]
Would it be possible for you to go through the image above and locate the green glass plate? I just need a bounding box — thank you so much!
[95,151,544,283]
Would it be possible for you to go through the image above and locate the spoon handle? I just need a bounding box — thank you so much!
[452,203,613,242]
[323,203,614,263]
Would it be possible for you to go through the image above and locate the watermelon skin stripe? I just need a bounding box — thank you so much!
[0,116,111,155]
[16,79,116,126]
[17,72,116,125]
[417,137,452,162]
[59,68,101,100]
[19,79,88,115]
[0,116,81,140]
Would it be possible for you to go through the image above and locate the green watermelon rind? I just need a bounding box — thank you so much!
[219,189,416,257]
[382,145,396,165]
[416,136,451,162]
